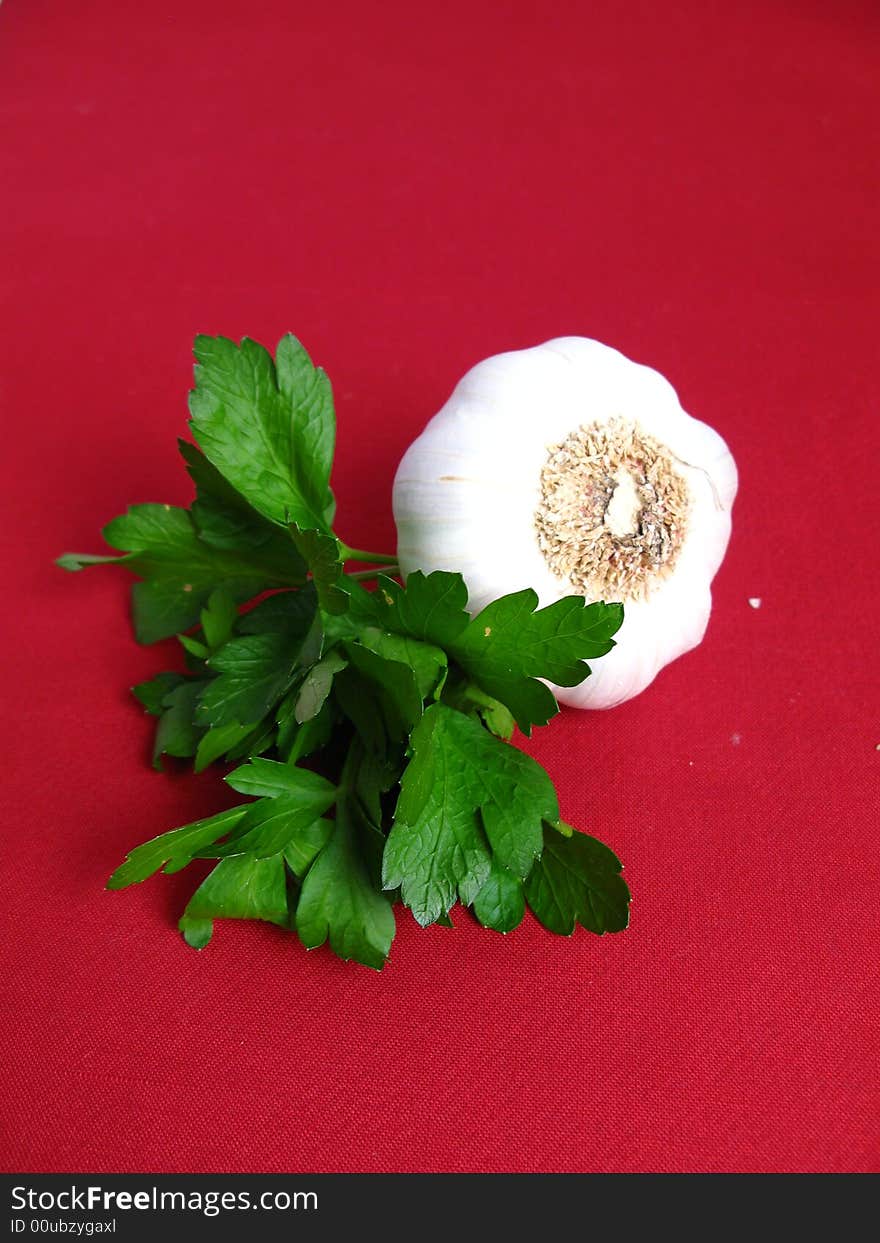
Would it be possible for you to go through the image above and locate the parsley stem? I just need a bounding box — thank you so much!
[338,544,398,565]
[347,565,400,581]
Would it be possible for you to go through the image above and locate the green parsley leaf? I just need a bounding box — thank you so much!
[180,441,307,580]
[276,696,334,763]
[370,572,623,732]
[225,757,336,801]
[193,722,255,773]
[178,633,210,661]
[65,329,634,969]
[340,642,422,743]
[195,586,321,728]
[152,680,206,769]
[383,703,559,925]
[323,576,383,639]
[472,862,526,933]
[297,794,396,970]
[179,438,254,515]
[212,775,337,858]
[288,524,348,614]
[188,334,335,531]
[294,651,348,723]
[107,806,248,889]
[371,570,469,642]
[452,592,623,731]
[283,819,334,877]
[97,503,295,643]
[132,672,185,717]
[179,853,290,949]
[348,743,397,836]
[224,719,277,763]
[200,588,238,651]
[524,823,631,935]
[440,680,515,741]
[355,628,447,701]
[196,636,297,728]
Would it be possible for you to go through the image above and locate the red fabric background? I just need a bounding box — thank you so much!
[1,0,877,1174]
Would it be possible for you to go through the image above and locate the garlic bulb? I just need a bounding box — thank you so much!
[393,337,737,708]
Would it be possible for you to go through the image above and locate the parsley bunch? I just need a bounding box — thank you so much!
[59,334,630,969]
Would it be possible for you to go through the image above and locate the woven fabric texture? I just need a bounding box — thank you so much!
[1,0,877,1174]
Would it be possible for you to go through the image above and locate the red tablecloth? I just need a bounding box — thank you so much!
[2,0,877,1174]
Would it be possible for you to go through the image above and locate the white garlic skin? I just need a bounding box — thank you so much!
[393,338,738,708]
